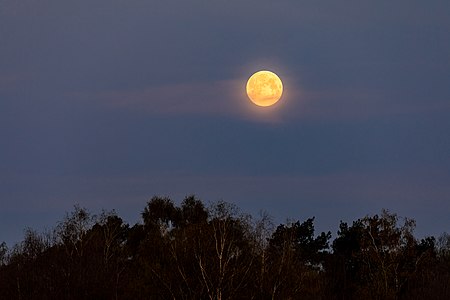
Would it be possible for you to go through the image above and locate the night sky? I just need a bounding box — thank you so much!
[1,0,450,246]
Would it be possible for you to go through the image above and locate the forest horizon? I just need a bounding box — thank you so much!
[1,195,449,299]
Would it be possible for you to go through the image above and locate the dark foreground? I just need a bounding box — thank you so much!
[0,196,449,299]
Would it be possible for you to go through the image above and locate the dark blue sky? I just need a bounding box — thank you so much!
[1,0,450,246]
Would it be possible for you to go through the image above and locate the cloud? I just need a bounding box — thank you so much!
[77,77,300,123]
[0,72,28,92]
[72,73,450,126]
[94,80,240,114]
[284,85,450,122]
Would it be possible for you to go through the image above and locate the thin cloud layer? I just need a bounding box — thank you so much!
[81,77,450,123]
[92,80,242,115]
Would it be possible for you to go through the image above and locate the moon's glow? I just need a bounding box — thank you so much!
[246,70,283,107]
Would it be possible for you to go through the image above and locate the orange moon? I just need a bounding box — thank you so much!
[246,70,283,107]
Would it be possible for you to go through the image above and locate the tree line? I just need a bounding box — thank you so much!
[0,195,449,299]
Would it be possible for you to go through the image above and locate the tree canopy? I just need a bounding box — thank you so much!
[0,196,449,299]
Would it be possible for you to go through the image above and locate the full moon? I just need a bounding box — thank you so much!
[246,70,283,107]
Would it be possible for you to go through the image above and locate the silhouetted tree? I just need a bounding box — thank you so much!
[0,242,7,266]
[264,217,331,299]
[402,233,450,299]
[1,198,450,299]
[194,201,255,300]
[328,210,439,300]
[179,195,208,226]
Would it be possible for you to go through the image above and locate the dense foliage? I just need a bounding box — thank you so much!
[0,196,449,299]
